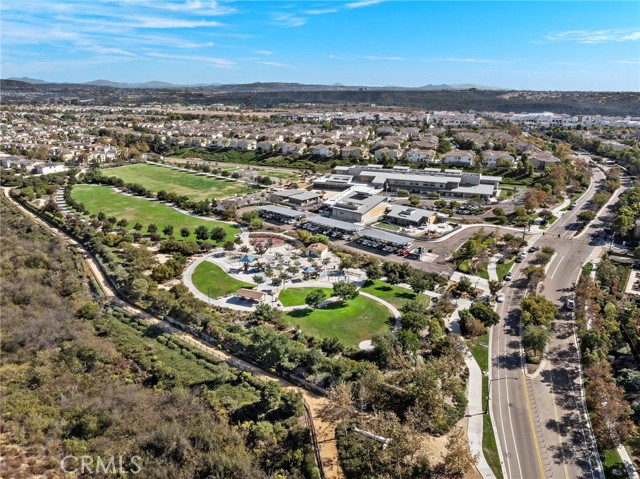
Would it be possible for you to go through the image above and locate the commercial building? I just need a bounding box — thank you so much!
[385,205,438,227]
[315,165,501,199]
[270,189,322,207]
[330,191,388,225]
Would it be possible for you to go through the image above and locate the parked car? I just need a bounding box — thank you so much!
[528,246,540,253]
[496,293,505,303]
[566,299,575,310]
[504,272,513,281]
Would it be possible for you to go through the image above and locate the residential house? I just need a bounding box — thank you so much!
[442,150,476,166]
[483,151,516,168]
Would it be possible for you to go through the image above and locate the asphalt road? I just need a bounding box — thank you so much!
[490,166,631,479]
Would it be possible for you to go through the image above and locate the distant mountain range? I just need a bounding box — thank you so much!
[6,77,506,91]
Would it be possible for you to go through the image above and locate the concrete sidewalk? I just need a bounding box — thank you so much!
[464,348,503,479]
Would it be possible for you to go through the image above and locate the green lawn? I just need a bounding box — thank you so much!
[278,287,334,307]
[373,221,401,232]
[360,279,430,310]
[191,261,255,299]
[103,163,255,200]
[71,185,240,242]
[260,170,300,181]
[496,258,516,281]
[286,295,392,348]
[601,449,625,479]
[469,333,504,479]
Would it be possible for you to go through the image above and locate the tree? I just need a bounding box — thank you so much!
[586,361,634,449]
[488,280,503,297]
[469,302,499,326]
[195,225,209,241]
[333,281,359,302]
[364,264,382,281]
[523,325,550,356]
[402,311,428,333]
[523,188,549,211]
[180,227,190,238]
[433,428,478,479]
[162,225,174,236]
[521,295,557,328]
[147,223,158,234]
[305,289,327,309]
[209,226,226,243]
[133,222,143,231]
[409,195,421,207]
[250,304,285,327]
[596,257,617,289]
[409,276,429,294]
[454,276,475,296]
[577,210,596,223]
[321,382,355,422]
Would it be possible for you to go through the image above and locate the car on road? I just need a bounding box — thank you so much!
[496,293,505,303]
[528,245,540,253]
[504,272,513,281]
[566,299,575,310]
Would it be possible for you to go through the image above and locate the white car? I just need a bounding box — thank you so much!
[566,299,575,310]
[496,293,505,303]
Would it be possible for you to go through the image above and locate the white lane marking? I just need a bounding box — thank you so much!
[550,256,565,280]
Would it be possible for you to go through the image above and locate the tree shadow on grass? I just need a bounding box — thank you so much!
[288,301,349,318]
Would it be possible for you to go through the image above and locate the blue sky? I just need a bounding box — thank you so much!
[2,1,639,90]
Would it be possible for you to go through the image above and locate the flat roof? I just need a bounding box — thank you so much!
[305,215,362,232]
[271,189,308,198]
[257,204,305,218]
[289,191,321,201]
[386,205,437,222]
[451,184,495,196]
[360,228,413,245]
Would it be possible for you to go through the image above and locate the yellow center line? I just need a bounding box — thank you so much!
[522,372,546,479]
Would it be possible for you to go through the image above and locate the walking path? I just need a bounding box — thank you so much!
[464,348,502,479]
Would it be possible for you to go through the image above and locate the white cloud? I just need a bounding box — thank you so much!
[272,12,306,27]
[611,59,640,65]
[304,8,338,15]
[345,0,384,9]
[255,50,274,55]
[147,52,235,67]
[364,55,404,61]
[421,57,508,64]
[544,28,640,44]
[257,61,290,68]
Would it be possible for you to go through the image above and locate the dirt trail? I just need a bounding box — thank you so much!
[3,189,343,479]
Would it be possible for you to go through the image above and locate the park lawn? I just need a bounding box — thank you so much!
[496,258,516,281]
[278,287,334,307]
[360,279,430,310]
[103,163,255,200]
[260,170,300,181]
[286,295,392,348]
[71,185,240,242]
[192,261,255,299]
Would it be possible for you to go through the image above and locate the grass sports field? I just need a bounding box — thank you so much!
[360,279,430,309]
[103,163,255,200]
[191,261,255,299]
[71,185,240,242]
[286,295,392,348]
[278,287,334,307]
